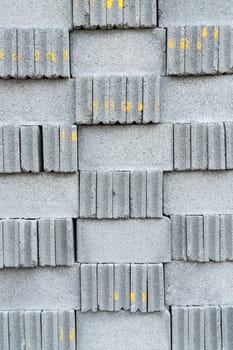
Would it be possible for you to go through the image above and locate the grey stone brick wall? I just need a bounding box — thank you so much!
[0,0,232,349]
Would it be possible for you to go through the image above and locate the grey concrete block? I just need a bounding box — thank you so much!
[76,310,171,350]
[0,127,4,172]
[185,26,202,75]
[219,26,233,74]
[186,216,204,262]
[0,264,80,310]
[58,310,75,350]
[76,218,171,263]
[0,173,79,217]
[161,76,233,123]
[97,264,114,311]
[76,77,93,124]
[42,311,58,350]
[220,215,233,261]
[167,26,185,75]
[222,306,233,350]
[114,264,130,311]
[73,0,90,29]
[146,171,162,218]
[130,171,147,218]
[96,172,113,219]
[50,29,70,79]
[71,29,165,76]
[55,219,74,266]
[172,306,188,350]
[191,123,208,170]
[159,0,233,26]
[201,26,219,75]
[38,219,56,267]
[4,28,17,78]
[3,125,20,173]
[130,264,147,313]
[143,75,160,123]
[0,311,9,350]
[204,306,221,350]
[165,261,233,306]
[109,75,127,124]
[208,123,225,170]
[79,171,97,218]
[34,29,50,78]
[171,215,187,261]
[112,171,130,218]
[0,80,75,126]
[9,311,25,350]
[20,126,42,173]
[124,0,140,28]
[126,76,143,124]
[93,77,110,124]
[106,0,124,28]
[60,126,78,172]
[148,264,164,312]
[0,222,3,268]
[81,264,97,312]
[174,123,191,170]
[19,220,38,267]
[140,0,157,28]
[43,125,60,172]
[204,215,220,262]
[164,171,233,215]
[25,311,41,350]
[188,307,205,350]
[225,122,233,169]
[78,125,173,171]
[17,29,34,79]
[90,0,107,28]
[3,219,19,268]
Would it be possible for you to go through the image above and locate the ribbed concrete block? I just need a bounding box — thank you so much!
[205,306,221,350]
[79,171,97,218]
[208,123,225,170]
[171,215,187,261]
[3,125,20,173]
[42,311,58,350]
[143,75,160,123]
[76,311,171,350]
[93,76,110,124]
[25,311,41,350]
[96,172,113,219]
[191,123,208,170]
[97,264,114,311]
[219,26,233,73]
[225,122,233,169]
[76,218,171,263]
[59,126,78,172]
[73,0,90,29]
[17,29,35,78]
[172,306,189,350]
[106,0,123,28]
[19,220,38,267]
[220,215,233,261]
[3,219,19,268]
[148,264,164,312]
[58,310,75,350]
[126,76,143,124]
[20,126,42,173]
[0,311,9,350]
[174,123,191,170]
[186,216,204,262]
[81,264,97,312]
[76,77,93,124]
[9,311,25,350]
[71,29,166,76]
[130,264,147,313]
[188,307,205,350]
[43,125,60,172]
[38,219,56,267]
[114,264,130,311]
[185,26,202,75]
[112,171,130,219]
[130,171,147,218]
[222,306,233,349]
[204,215,220,262]
[90,0,107,28]
[55,219,74,266]
[79,125,173,171]
[167,27,185,75]
[109,75,127,124]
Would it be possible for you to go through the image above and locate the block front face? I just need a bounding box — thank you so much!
[71,29,166,76]
[76,311,171,350]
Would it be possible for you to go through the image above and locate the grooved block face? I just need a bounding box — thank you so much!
[0,80,75,125]
[71,29,166,76]
[76,311,170,350]
[77,219,171,263]
[0,265,80,310]
[0,174,79,217]
[165,262,233,306]
[159,0,233,25]
[164,171,233,215]
[78,125,173,171]
[0,0,72,28]
[161,76,233,123]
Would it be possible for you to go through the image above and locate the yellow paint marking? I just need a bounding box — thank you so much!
[121,101,132,113]
[142,292,147,303]
[46,51,56,62]
[130,292,135,302]
[69,328,75,342]
[61,130,66,141]
[93,99,99,111]
[63,50,69,61]
[202,27,207,39]
[196,39,202,50]
[155,100,160,109]
[180,37,190,49]
[72,130,77,142]
[0,50,5,60]
[138,102,143,112]
[214,27,219,39]
[106,0,114,8]
[59,327,63,342]
[168,38,175,49]
[90,0,95,6]
[105,100,115,111]
[34,50,40,62]
[12,53,22,61]
[118,0,124,8]
[114,291,119,301]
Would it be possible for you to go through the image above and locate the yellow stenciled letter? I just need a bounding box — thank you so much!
[180,37,190,49]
